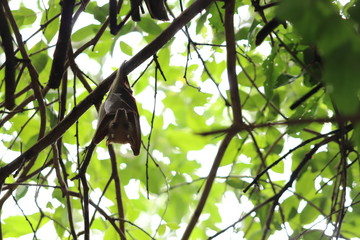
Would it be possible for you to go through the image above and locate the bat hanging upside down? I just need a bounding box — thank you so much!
[93,62,141,156]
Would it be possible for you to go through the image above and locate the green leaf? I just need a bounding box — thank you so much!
[15,185,28,200]
[157,224,166,235]
[41,3,60,42]
[322,47,360,115]
[53,206,67,237]
[248,18,261,47]
[302,230,326,239]
[351,123,360,150]
[3,213,48,238]
[72,24,98,42]
[296,170,317,199]
[88,2,109,23]
[137,18,163,35]
[196,12,209,34]
[13,6,37,26]
[226,177,248,189]
[239,89,266,111]
[300,204,320,225]
[235,27,251,41]
[341,212,360,238]
[347,2,360,24]
[167,222,180,230]
[165,127,209,151]
[268,154,284,173]
[104,226,118,240]
[265,127,284,155]
[287,96,320,135]
[221,137,242,166]
[31,53,48,73]
[274,73,298,88]
[263,47,278,99]
[120,41,133,56]
[92,218,107,231]
[238,65,256,87]
[208,4,225,43]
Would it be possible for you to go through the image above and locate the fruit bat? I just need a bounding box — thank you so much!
[93,62,141,155]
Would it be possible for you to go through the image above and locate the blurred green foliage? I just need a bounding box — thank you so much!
[0,0,360,239]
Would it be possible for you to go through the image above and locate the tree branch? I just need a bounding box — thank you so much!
[0,3,16,110]
[224,0,242,124]
[181,131,236,239]
[109,145,126,239]
[48,0,75,88]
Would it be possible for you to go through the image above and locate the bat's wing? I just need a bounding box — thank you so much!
[95,64,141,155]
[104,89,138,114]
[128,110,141,155]
[99,91,141,155]
[93,104,114,145]
[105,92,141,155]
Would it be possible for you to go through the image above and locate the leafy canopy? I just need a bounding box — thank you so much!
[0,0,360,239]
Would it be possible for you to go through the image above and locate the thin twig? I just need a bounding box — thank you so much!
[108,145,127,239]
[181,131,236,239]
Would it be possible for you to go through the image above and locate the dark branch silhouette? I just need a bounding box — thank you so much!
[48,0,75,88]
[0,3,16,110]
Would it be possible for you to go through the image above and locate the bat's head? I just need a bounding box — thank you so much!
[106,108,141,156]
[107,108,131,145]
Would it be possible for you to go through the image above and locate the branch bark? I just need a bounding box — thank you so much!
[48,0,75,89]
[181,131,235,240]
[224,0,242,124]
[109,145,126,239]
[0,3,16,110]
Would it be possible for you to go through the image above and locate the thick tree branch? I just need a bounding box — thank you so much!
[224,0,242,124]
[0,3,16,110]
[48,0,75,89]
